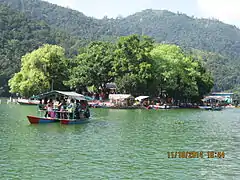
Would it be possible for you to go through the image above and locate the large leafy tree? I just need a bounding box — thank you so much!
[112,35,157,95]
[8,44,68,97]
[65,41,116,91]
[151,44,213,102]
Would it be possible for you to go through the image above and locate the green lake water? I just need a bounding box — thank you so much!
[0,101,240,179]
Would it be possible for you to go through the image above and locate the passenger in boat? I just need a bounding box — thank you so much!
[44,98,49,117]
[43,97,48,105]
[67,99,75,119]
[54,98,59,110]
[46,99,54,118]
[74,100,81,119]
[38,99,45,110]
[60,99,67,119]
[84,101,90,118]
[55,98,61,118]
[80,100,86,110]
[80,100,90,118]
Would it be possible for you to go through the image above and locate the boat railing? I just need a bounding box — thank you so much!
[37,108,88,120]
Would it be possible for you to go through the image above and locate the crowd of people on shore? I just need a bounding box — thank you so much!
[38,97,90,119]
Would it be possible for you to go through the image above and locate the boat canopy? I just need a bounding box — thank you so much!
[109,94,134,100]
[135,96,149,101]
[37,90,86,100]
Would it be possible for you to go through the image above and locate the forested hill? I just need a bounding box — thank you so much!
[114,10,240,59]
[0,4,84,96]
[0,0,102,40]
[1,0,240,96]
[1,0,240,59]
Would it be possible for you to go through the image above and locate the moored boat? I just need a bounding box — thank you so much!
[27,115,59,124]
[18,99,39,105]
[198,106,223,111]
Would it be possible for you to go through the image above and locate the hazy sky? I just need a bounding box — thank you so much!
[45,0,240,26]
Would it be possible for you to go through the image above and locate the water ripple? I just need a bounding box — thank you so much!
[0,105,240,179]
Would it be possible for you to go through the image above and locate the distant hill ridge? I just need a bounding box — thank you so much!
[1,0,240,59]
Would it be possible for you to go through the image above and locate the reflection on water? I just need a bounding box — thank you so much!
[0,103,240,179]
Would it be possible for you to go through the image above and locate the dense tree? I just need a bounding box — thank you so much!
[151,44,214,102]
[8,44,68,97]
[112,35,157,95]
[65,41,116,91]
[8,34,215,102]
[1,0,240,95]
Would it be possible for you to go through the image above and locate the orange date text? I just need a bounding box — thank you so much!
[167,151,225,158]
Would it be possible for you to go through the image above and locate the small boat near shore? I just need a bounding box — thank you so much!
[18,99,39,105]
[198,106,223,111]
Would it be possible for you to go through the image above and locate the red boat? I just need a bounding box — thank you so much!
[27,115,59,124]
[26,90,91,124]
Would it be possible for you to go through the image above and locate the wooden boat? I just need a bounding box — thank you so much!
[213,106,224,111]
[225,105,235,109]
[199,106,223,111]
[27,115,59,124]
[26,90,91,124]
[148,105,179,109]
[18,99,39,105]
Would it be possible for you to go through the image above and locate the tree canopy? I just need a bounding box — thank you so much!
[9,35,213,102]
[65,41,115,91]
[9,44,68,97]
[151,44,214,102]
[112,35,157,95]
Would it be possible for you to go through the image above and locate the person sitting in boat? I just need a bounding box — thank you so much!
[60,99,67,119]
[80,100,90,118]
[55,98,61,118]
[43,97,48,105]
[67,99,76,119]
[74,100,81,119]
[38,99,45,110]
[45,99,54,118]
[53,98,59,110]
[84,101,90,118]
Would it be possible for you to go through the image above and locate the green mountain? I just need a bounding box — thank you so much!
[0,4,84,96]
[1,0,240,57]
[1,0,240,96]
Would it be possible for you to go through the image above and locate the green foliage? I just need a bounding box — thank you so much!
[8,44,68,97]
[112,35,157,95]
[1,0,240,95]
[0,4,85,96]
[64,35,213,101]
[188,49,240,92]
[3,1,240,58]
[151,44,214,101]
[65,41,115,90]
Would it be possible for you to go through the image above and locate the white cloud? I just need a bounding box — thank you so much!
[197,0,240,23]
